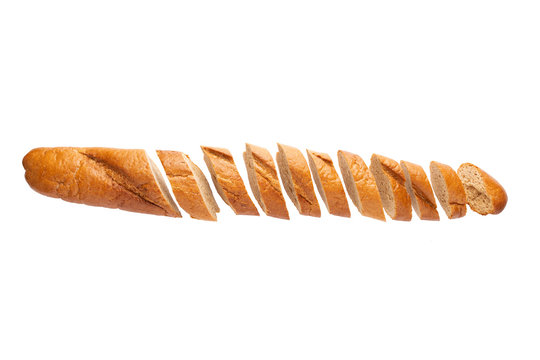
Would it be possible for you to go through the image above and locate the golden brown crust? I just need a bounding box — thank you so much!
[22,147,181,217]
[430,161,467,219]
[457,163,508,215]
[157,150,217,221]
[338,150,385,221]
[244,144,289,219]
[306,150,350,217]
[400,160,440,221]
[276,143,321,217]
[201,146,259,216]
[370,154,412,221]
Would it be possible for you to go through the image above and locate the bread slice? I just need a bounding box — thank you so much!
[276,143,321,217]
[201,146,259,216]
[243,144,289,219]
[369,154,412,221]
[305,150,350,217]
[157,150,220,221]
[22,147,181,217]
[337,150,385,221]
[400,160,440,221]
[457,163,508,215]
[429,161,467,219]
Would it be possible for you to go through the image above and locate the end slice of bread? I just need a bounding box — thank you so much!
[201,146,259,216]
[429,161,467,219]
[457,163,507,215]
[22,147,182,217]
[337,150,385,221]
[369,154,412,221]
[306,150,350,217]
[243,143,289,219]
[276,143,321,217]
[157,150,219,221]
[400,160,440,221]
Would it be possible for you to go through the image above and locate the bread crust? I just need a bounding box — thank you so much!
[338,150,385,221]
[370,154,412,221]
[276,144,321,217]
[400,160,440,221]
[157,150,218,221]
[457,163,508,215]
[201,146,259,216]
[306,150,350,217]
[430,161,467,219]
[244,144,289,219]
[22,147,181,217]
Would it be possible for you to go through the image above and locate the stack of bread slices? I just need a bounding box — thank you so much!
[22,145,507,221]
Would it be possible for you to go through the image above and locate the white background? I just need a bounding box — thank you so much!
[1,0,539,359]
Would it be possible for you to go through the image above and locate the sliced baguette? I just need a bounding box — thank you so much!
[337,150,385,221]
[201,146,259,216]
[276,143,321,217]
[22,147,181,217]
[306,150,350,217]
[157,150,220,221]
[429,161,467,219]
[457,163,508,215]
[243,144,289,219]
[369,154,412,221]
[400,160,440,221]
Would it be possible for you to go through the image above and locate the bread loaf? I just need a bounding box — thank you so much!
[400,160,440,221]
[243,144,289,219]
[276,143,321,217]
[201,146,259,216]
[337,150,385,221]
[429,161,467,219]
[306,150,350,217]
[457,163,507,215]
[23,147,181,217]
[23,145,507,222]
[157,150,220,221]
[369,154,412,221]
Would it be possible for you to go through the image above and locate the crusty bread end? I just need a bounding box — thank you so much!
[457,163,507,215]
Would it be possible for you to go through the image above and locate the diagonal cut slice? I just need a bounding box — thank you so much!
[306,149,350,217]
[243,143,289,219]
[275,143,321,217]
[338,150,385,221]
[157,150,219,221]
[369,154,412,221]
[429,161,467,219]
[201,146,259,216]
[400,160,440,221]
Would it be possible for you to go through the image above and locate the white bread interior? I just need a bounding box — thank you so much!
[184,153,220,219]
[146,151,182,216]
